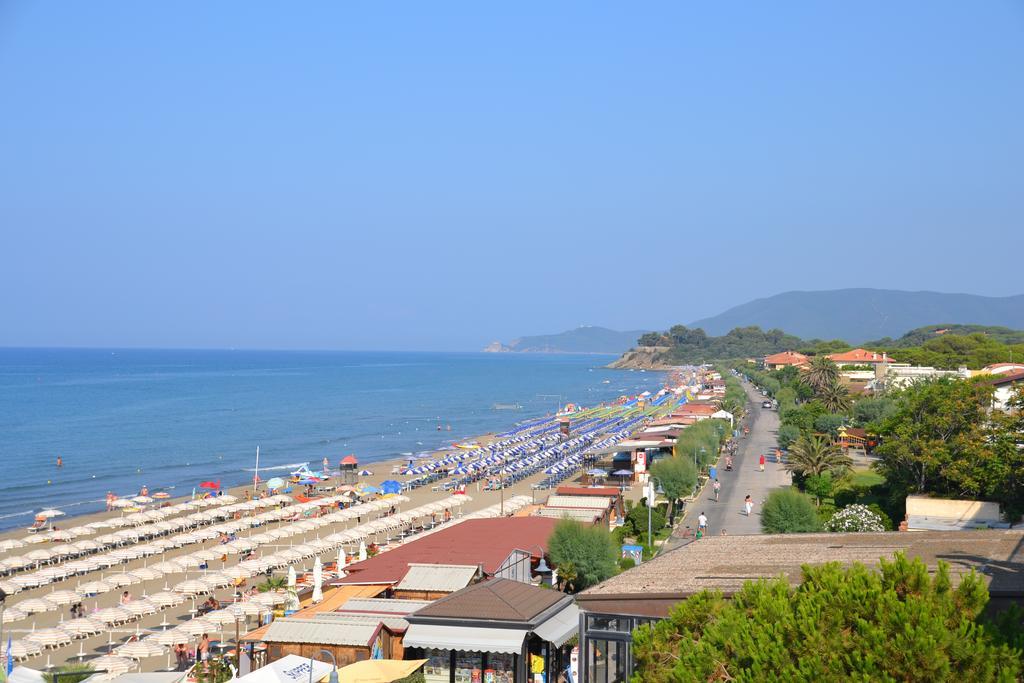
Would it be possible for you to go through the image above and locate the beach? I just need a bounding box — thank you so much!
[0,386,671,673]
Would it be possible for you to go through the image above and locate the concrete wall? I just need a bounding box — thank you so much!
[906,496,1001,523]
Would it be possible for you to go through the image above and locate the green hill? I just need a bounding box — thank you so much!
[867,324,1024,348]
[484,326,649,354]
[689,289,1024,343]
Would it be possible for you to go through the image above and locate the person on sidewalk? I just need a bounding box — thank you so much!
[744,495,754,516]
[759,453,766,472]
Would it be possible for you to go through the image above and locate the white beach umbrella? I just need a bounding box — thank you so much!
[67,525,96,537]
[174,554,206,569]
[65,558,101,573]
[62,617,105,638]
[198,572,232,589]
[147,591,185,609]
[178,616,214,636]
[25,548,56,563]
[276,548,303,563]
[1,607,28,624]
[7,639,42,660]
[113,530,140,543]
[221,566,252,581]
[286,566,296,589]
[106,572,143,588]
[35,566,71,581]
[50,529,79,541]
[71,539,102,552]
[0,538,26,551]
[22,534,50,545]
[147,628,191,646]
[109,499,135,509]
[228,601,268,618]
[47,589,84,606]
[37,509,65,518]
[358,540,367,562]
[115,639,166,659]
[149,537,180,551]
[260,554,287,569]
[18,597,58,614]
[222,539,254,554]
[204,609,242,627]
[86,520,114,530]
[336,547,346,572]
[128,567,163,582]
[149,560,186,574]
[250,590,287,606]
[238,558,270,573]
[311,556,323,603]
[0,580,20,596]
[132,496,154,505]
[50,543,79,557]
[94,606,134,625]
[121,599,158,617]
[25,627,72,649]
[172,579,209,596]
[191,548,223,562]
[89,655,136,674]
[77,579,113,595]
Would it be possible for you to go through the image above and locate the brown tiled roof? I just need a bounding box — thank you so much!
[410,577,568,623]
[763,351,808,365]
[992,371,1024,387]
[827,348,893,363]
[555,486,621,498]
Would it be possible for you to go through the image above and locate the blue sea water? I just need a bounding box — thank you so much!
[0,348,664,529]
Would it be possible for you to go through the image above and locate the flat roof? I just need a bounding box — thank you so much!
[579,530,1024,610]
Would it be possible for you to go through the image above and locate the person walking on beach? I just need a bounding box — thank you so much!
[713,479,721,502]
[744,495,754,516]
[198,634,210,661]
[322,457,329,472]
[758,453,766,472]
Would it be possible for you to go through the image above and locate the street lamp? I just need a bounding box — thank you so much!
[645,479,664,554]
[309,649,339,683]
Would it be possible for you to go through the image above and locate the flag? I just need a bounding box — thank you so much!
[6,635,12,676]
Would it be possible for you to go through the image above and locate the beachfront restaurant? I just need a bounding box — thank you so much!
[403,578,579,683]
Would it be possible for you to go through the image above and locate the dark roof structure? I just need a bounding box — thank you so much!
[410,577,570,624]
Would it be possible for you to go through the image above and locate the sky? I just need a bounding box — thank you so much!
[1,2,1022,351]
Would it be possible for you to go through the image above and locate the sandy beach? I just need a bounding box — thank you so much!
[0,423,644,673]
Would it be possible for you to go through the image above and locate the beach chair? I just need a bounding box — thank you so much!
[26,516,50,534]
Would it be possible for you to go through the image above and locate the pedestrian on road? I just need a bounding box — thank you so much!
[698,512,708,535]
[759,453,766,472]
[713,479,721,502]
[744,495,753,516]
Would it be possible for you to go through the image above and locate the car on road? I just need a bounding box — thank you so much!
[761,400,773,409]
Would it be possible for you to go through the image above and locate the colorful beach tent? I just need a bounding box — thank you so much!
[380,480,401,495]
[337,659,427,683]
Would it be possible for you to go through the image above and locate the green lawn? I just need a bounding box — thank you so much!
[849,469,885,487]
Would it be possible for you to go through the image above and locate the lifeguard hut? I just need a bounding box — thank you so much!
[339,454,359,485]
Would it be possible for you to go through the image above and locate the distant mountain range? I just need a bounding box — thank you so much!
[483,326,648,354]
[488,289,1024,354]
[689,289,1024,343]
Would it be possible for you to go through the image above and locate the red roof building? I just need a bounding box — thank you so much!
[332,517,557,587]
[340,455,359,466]
[763,351,809,369]
[826,348,894,365]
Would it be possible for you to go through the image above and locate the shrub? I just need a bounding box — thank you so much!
[547,519,618,592]
[761,488,821,533]
[777,424,801,449]
[619,556,636,571]
[825,504,887,532]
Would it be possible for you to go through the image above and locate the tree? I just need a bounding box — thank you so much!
[44,664,95,683]
[761,488,821,533]
[800,356,839,394]
[622,499,665,543]
[785,434,852,479]
[825,503,886,532]
[873,378,1024,514]
[650,457,697,519]
[777,423,801,449]
[547,519,618,593]
[631,554,1020,682]
[818,379,852,413]
[852,396,897,427]
[803,472,835,507]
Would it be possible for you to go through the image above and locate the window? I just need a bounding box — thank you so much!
[421,648,451,683]
[586,638,629,683]
[587,615,630,633]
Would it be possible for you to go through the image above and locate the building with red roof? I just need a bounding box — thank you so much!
[332,517,557,589]
[762,351,808,369]
[827,348,894,366]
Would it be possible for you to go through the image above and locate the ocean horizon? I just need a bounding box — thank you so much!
[0,348,664,530]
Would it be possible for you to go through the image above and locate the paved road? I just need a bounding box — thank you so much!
[667,378,791,546]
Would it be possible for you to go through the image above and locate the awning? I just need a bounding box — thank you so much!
[403,623,527,654]
[235,654,335,683]
[533,604,580,647]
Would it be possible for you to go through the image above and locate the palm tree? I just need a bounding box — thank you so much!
[819,380,852,413]
[785,434,852,478]
[719,398,744,419]
[801,356,839,394]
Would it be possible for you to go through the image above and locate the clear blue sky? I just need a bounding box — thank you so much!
[1,2,1022,351]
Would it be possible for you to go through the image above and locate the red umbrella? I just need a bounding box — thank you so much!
[199,480,221,490]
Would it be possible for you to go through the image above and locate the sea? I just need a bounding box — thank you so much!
[0,348,665,530]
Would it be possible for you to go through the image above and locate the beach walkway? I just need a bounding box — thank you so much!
[666,378,791,546]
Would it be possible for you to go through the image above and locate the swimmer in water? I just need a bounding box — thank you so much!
[56,455,63,468]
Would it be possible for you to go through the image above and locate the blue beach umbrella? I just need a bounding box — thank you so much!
[380,480,402,495]
[587,468,608,477]
[360,485,381,494]
[265,477,285,491]
[358,469,373,477]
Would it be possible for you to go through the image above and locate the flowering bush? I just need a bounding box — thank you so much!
[825,504,886,532]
